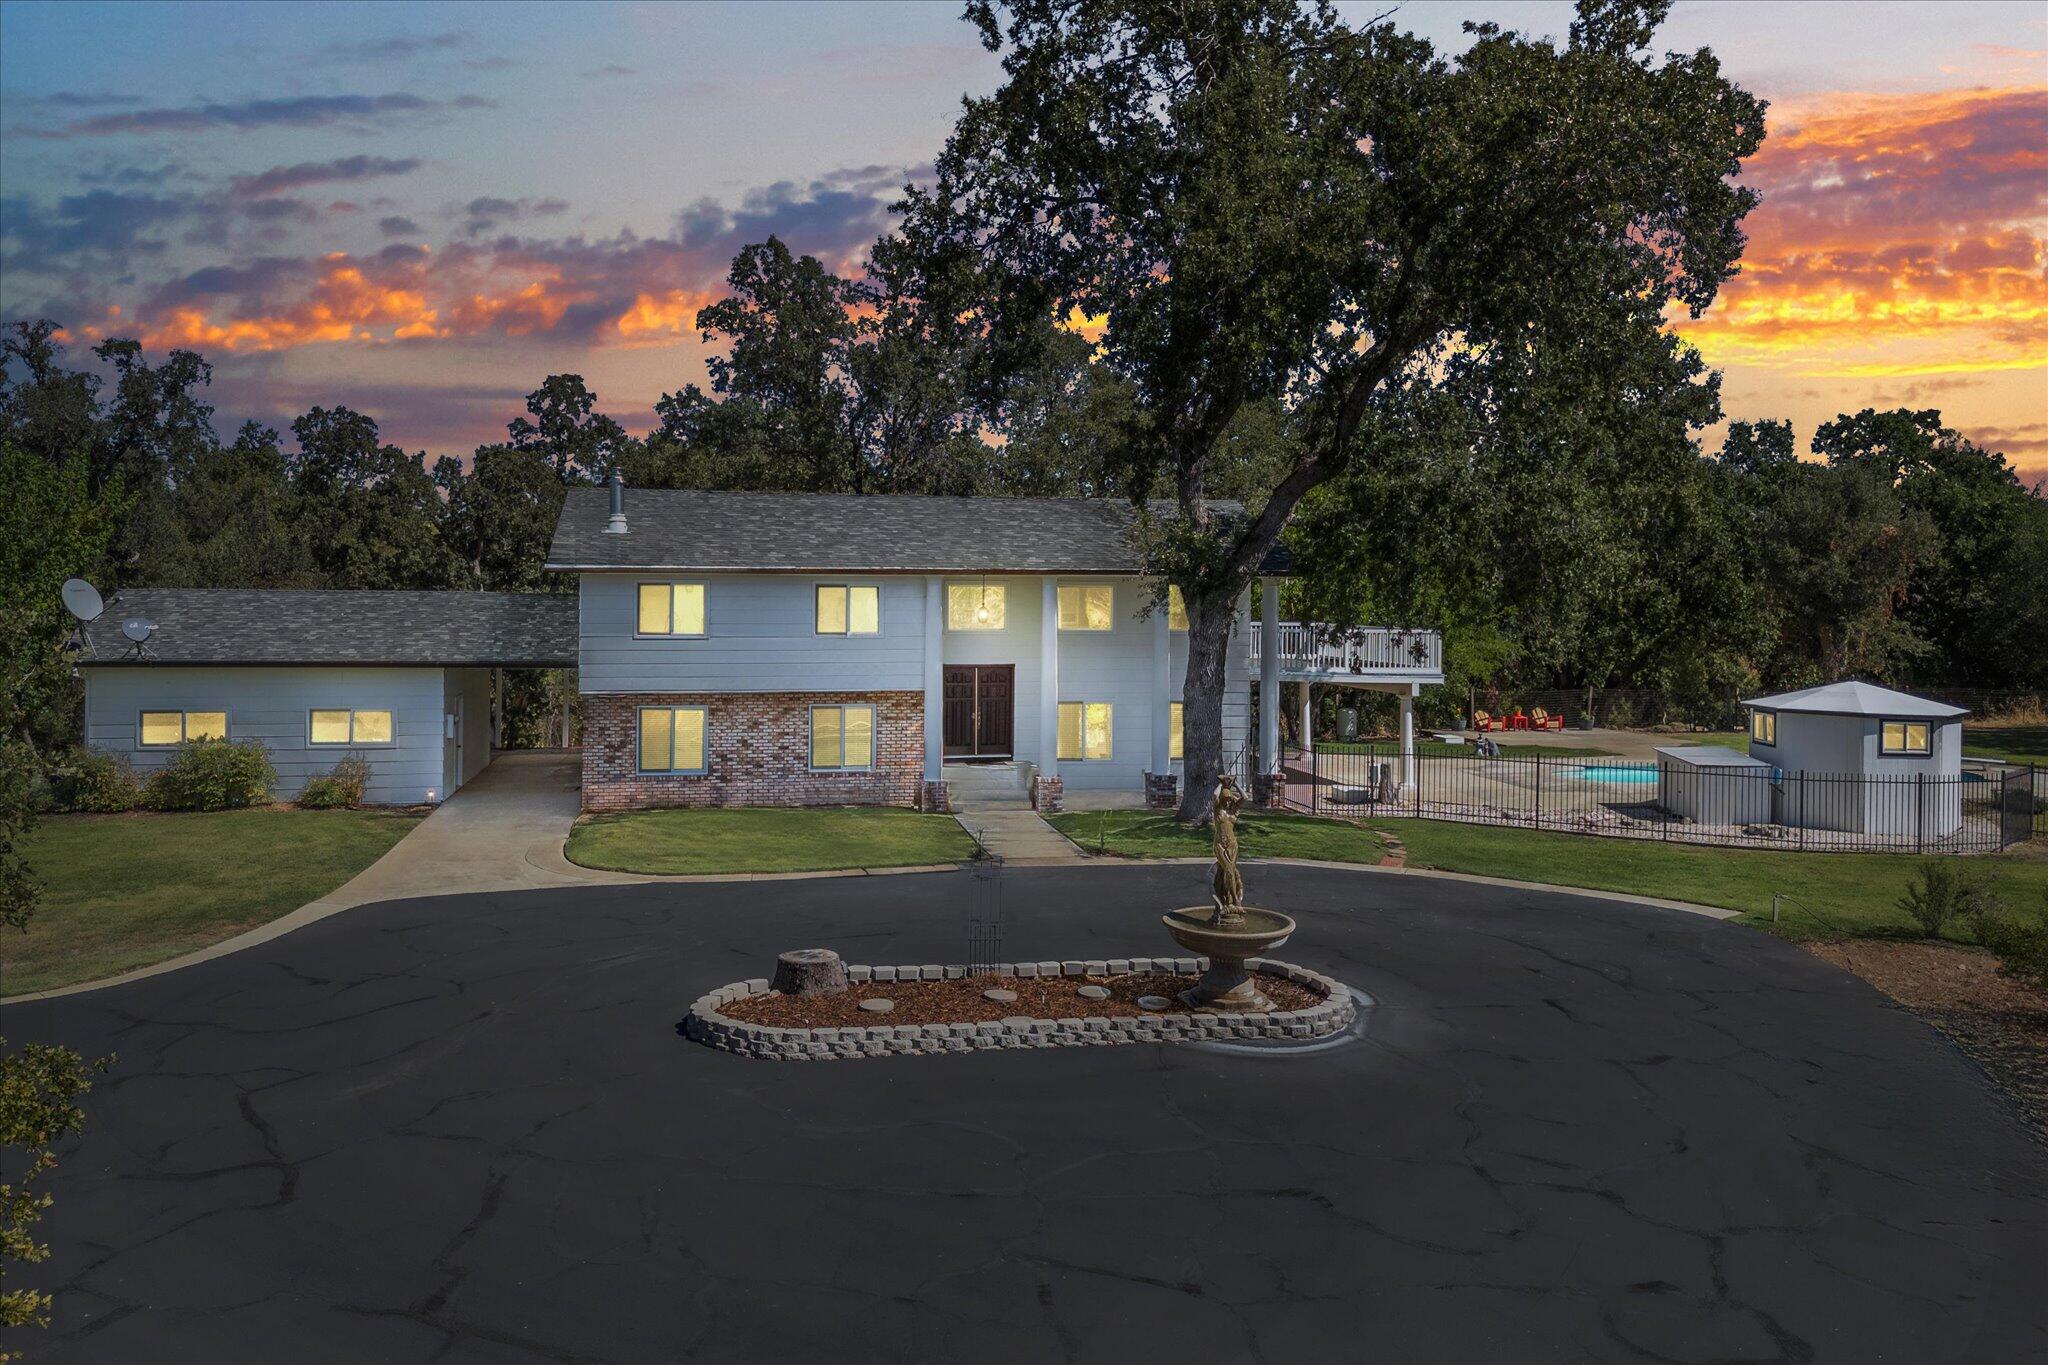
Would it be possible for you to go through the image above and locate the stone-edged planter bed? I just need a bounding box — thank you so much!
[683,956,1355,1061]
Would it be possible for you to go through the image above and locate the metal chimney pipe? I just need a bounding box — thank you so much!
[606,468,628,534]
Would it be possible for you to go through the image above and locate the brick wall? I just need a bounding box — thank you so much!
[582,690,925,812]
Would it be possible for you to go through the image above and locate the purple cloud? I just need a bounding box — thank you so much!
[19,93,496,139]
[230,155,423,198]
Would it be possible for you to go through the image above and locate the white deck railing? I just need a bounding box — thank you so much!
[1250,622,1444,677]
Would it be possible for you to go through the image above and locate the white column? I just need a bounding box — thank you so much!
[923,576,944,782]
[1399,685,1417,791]
[1259,580,1281,773]
[1298,681,1312,758]
[1151,602,1171,775]
[492,669,504,749]
[1039,578,1060,782]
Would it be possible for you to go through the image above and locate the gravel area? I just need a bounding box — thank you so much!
[720,970,1323,1027]
[1807,939,2048,1139]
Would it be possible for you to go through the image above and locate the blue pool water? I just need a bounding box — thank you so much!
[1570,763,1660,786]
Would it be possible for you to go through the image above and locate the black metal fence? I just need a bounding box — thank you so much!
[1264,746,2040,855]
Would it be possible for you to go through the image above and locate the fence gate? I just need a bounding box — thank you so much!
[2001,767,2039,849]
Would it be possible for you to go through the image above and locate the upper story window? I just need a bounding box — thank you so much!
[1750,710,1776,746]
[816,585,880,635]
[1057,584,1115,631]
[637,582,706,637]
[1881,719,1932,756]
[310,709,392,746]
[140,710,227,746]
[1167,587,1189,632]
[947,583,1005,630]
[810,704,875,770]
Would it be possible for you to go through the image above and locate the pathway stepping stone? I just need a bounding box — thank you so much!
[858,998,896,1013]
[1076,985,1111,1001]
[1137,996,1172,1011]
[981,988,1018,1003]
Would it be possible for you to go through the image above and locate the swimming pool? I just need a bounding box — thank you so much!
[1569,763,1660,786]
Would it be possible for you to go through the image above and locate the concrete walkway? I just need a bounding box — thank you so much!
[948,793,1088,864]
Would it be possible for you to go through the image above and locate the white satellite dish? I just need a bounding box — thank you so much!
[61,578,104,622]
[120,616,156,644]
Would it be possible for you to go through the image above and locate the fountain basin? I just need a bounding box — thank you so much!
[1162,907,1298,1011]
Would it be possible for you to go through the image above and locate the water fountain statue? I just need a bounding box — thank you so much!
[1161,774,1298,1011]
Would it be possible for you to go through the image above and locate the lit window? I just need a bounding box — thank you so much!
[637,582,706,636]
[1881,719,1931,756]
[310,709,393,745]
[816,585,879,635]
[811,704,874,770]
[141,710,225,746]
[1170,702,1184,761]
[1057,584,1114,631]
[1750,710,1775,746]
[1168,586,1189,632]
[1057,702,1112,761]
[947,583,1005,630]
[639,706,707,772]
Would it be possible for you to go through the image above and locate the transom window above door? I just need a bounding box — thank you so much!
[637,582,706,636]
[816,585,879,635]
[1057,584,1114,631]
[140,710,227,746]
[947,583,1005,630]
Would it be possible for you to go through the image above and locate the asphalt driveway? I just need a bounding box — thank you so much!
[6,864,2044,1363]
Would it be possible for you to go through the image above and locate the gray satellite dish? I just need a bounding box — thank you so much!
[61,578,104,622]
[121,616,156,644]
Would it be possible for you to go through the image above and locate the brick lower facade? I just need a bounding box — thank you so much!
[582,690,925,812]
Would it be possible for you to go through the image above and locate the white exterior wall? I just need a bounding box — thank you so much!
[1752,711,1963,836]
[82,664,451,805]
[442,667,494,796]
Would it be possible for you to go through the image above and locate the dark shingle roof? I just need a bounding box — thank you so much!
[76,590,577,668]
[544,488,1294,575]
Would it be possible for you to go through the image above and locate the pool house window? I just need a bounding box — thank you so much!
[140,710,227,746]
[639,707,708,773]
[310,709,392,745]
[1750,710,1776,746]
[1057,702,1113,762]
[947,583,1005,630]
[1057,584,1114,631]
[815,585,879,635]
[1881,719,1932,756]
[810,704,875,770]
[637,582,706,637]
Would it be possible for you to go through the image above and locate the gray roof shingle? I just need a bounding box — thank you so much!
[76,589,577,668]
[544,488,1293,574]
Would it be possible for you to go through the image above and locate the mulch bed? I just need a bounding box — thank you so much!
[721,971,1324,1029]
[1807,940,2048,1140]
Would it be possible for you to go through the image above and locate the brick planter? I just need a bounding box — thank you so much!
[1143,771,1178,809]
[683,957,1355,1061]
[1030,775,1064,813]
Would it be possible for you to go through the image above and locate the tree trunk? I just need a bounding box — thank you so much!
[1175,591,1237,824]
[770,949,848,996]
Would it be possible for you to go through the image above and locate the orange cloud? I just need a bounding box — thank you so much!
[614,288,719,341]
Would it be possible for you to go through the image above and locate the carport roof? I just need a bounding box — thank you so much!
[75,589,578,668]
[1741,680,1968,719]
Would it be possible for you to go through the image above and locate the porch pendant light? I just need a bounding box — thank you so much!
[975,572,991,624]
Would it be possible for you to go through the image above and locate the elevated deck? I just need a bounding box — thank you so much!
[1251,622,1445,688]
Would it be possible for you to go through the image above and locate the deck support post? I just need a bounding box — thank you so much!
[1398,685,1416,793]
[1298,681,1313,759]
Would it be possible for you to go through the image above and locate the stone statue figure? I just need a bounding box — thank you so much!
[1210,773,1246,926]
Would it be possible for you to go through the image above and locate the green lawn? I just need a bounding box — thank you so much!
[1377,817,2048,939]
[5,808,420,996]
[1690,731,1750,752]
[1318,739,1619,758]
[565,806,981,875]
[1047,809,1388,864]
[1965,725,2047,765]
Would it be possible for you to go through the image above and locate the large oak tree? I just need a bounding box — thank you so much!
[894,0,1765,818]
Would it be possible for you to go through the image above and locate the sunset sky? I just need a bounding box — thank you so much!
[3,0,2043,484]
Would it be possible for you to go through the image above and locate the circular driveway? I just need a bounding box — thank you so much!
[9,864,2046,1363]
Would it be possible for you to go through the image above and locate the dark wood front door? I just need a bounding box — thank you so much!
[943,664,1014,758]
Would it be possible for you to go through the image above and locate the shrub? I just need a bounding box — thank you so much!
[1973,890,2048,993]
[298,754,370,810]
[1896,860,1997,939]
[142,738,274,812]
[52,750,140,814]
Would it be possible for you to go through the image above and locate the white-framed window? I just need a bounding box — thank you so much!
[1881,719,1932,756]
[810,704,875,770]
[1167,586,1189,632]
[638,706,708,773]
[139,710,228,746]
[636,581,706,637]
[816,584,880,636]
[1750,710,1775,746]
[946,582,1005,630]
[1057,584,1115,631]
[1170,702,1184,761]
[1057,701,1113,761]
[310,709,393,746]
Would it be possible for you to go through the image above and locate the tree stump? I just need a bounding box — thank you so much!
[770,949,848,997]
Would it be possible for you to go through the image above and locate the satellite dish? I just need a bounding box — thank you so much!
[61,578,104,622]
[120,617,156,644]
